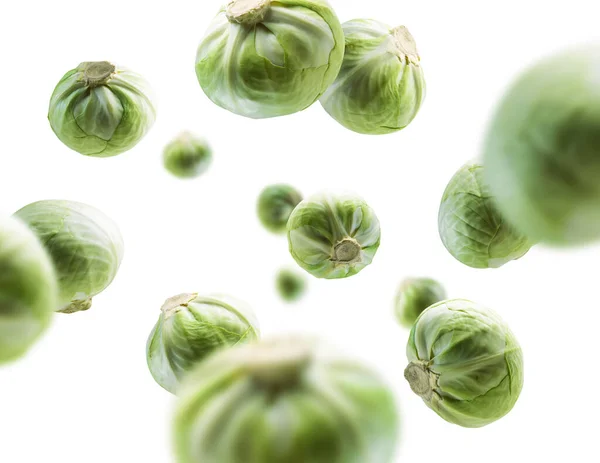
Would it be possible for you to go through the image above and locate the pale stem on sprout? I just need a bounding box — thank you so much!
[59,297,93,314]
[404,361,437,401]
[161,293,197,318]
[226,0,271,25]
[83,61,116,87]
[391,26,420,64]
[333,238,362,264]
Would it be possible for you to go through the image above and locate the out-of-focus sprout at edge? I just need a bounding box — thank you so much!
[13,200,124,314]
[287,192,381,279]
[257,184,303,234]
[146,292,260,394]
[163,132,212,179]
[275,267,307,303]
[405,299,524,428]
[173,335,399,463]
[394,277,446,328]
[0,216,57,364]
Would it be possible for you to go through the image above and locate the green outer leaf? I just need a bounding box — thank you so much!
[0,216,57,364]
[257,184,303,234]
[287,193,380,279]
[48,62,156,157]
[406,299,524,428]
[13,200,124,313]
[483,45,600,245]
[146,293,260,394]
[320,19,426,134]
[173,337,398,462]
[394,277,446,328]
[438,162,532,268]
[163,132,213,179]
[195,0,344,119]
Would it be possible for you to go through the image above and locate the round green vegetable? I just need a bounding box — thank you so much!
[438,163,532,268]
[483,45,600,245]
[173,336,399,462]
[0,216,57,364]
[405,299,524,428]
[163,132,212,179]
[195,0,345,119]
[14,200,124,314]
[320,20,425,135]
[257,184,303,234]
[146,293,260,394]
[48,61,156,157]
[275,268,306,302]
[394,277,446,328]
[287,193,380,279]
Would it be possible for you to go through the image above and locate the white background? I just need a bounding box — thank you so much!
[0,0,598,461]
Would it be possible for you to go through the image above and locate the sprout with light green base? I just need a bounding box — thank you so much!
[0,216,57,364]
[394,277,445,328]
[163,132,212,179]
[14,200,124,314]
[287,193,380,279]
[195,0,345,118]
[405,299,524,428]
[257,184,303,234]
[48,61,156,157]
[173,336,399,462]
[438,163,532,268]
[320,20,425,134]
[275,268,306,302]
[146,293,260,394]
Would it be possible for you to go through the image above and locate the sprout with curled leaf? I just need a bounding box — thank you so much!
[438,162,532,268]
[321,20,425,134]
[146,293,260,394]
[173,336,399,462]
[394,277,446,328]
[257,184,303,234]
[195,0,345,118]
[14,200,124,314]
[287,193,381,279]
[163,132,212,179]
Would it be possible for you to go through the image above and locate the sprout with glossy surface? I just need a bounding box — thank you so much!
[287,193,380,278]
[173,336,399,462]
[0,216,57,364]
[146,293,260,394]
[483,45,600,245]
[394,277,446,328]
[275,268,306,302]
[163,132,212,179]
[257,184,303,234]
[405,299,524,428]
[14,200,124,313]
[320,20,425,135]
[195,0,344,118]
[48,61,156,157]
[438,163,532,268]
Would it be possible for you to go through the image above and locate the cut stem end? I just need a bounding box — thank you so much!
[59,298,93,314]
[226,0,271,24]
[391,26,420,64]
[333,238,362,263]
[404,362,435,401]
[83,61,116,87]
[161,293,197,318]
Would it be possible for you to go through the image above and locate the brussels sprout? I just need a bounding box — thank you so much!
[146,293,260,394]
[394,277,446,328]
[287,193,380,279]
[163,132,212,179]
[0,217,57,364]
[405,299,523,428]
[320,20,425,135]
[275,268,306,302]
[48,61,156,157]
[483,45,600,245]
[173,336,399,463]
[438,163,532,268]
[257,184,303,234]
[14,200,124,314]
[195,0,345,119]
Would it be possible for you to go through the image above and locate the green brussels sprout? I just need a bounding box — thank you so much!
[173,336,399,463]
[14,200,124,314]
[48,61,156,157]
[275,267,307,302]
[195,0,345,119]
[0,216,57,364]
[438,163,532,268]
[257,184,303,234]
[483,45,600,245]
[287,193,380,279]
[146,293,260,394]
[163,132,212,179]
[394,277,446,328]
[405,299,524,428]
[320,20,425,135]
